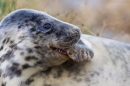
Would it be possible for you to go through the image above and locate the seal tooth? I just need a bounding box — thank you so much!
[50,46,67,55]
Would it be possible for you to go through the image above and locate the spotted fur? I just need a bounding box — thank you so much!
[0,9,93,86]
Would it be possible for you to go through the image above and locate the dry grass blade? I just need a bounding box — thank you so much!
[82,26,96,36]
[98,21,107,37]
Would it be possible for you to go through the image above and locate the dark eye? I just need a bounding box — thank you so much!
[36,23,52,34]
[43,23,52,30]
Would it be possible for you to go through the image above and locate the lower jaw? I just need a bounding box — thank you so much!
[48,51,69,66]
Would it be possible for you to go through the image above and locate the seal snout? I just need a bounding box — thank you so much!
[59,27,81,48]
[71,28,81,36]
[67,27,81,42]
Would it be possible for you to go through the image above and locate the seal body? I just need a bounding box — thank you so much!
[0,9,130,86]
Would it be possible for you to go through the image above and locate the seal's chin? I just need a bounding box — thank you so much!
[50,46,68,55]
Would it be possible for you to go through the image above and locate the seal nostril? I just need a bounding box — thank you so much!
[74,29,81,35]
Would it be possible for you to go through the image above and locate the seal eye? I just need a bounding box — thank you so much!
[36,23,52,33]
[43,23,52,30]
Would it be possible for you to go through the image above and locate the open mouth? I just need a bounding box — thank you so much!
[50,46,67,55]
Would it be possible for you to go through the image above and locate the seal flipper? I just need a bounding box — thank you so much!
[67,39,94,62]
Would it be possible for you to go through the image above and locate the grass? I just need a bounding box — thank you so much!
[0,0,16,20]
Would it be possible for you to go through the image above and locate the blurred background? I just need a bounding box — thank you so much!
[0,0,130,43]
